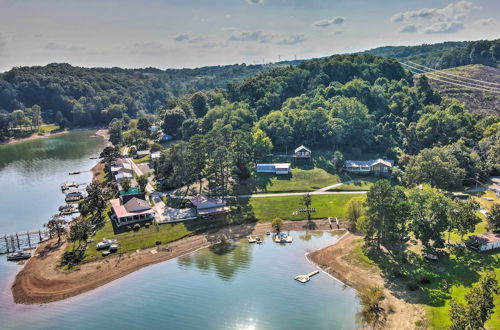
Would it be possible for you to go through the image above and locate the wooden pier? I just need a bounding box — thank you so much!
[294,270,320,283]
[0,229,51,254]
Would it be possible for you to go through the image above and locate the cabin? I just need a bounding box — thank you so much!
[293,145,312,159]
[256,163,291,175]
[468,232,500,252]
[134,150,150,159]
[110,193,155,227]
[114,172,133,182]
[188,194,229,216]
[344,159,394,175]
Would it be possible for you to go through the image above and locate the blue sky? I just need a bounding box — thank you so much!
[0,0,498,71]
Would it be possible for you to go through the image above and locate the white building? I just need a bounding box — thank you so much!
[256,163,291,175]
[470,233,500,252]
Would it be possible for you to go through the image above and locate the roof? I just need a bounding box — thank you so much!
[188,194,227,209]
[294,145,311,153]
[344,159,394,168]
[473,232,500,244]
[274,163,291,169]
[151,152,161,159]
[115,172,133,181]
[110,198,154,219]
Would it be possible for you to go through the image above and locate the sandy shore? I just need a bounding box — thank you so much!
[308,232,424,329]
[12,219,335,305]
[0,130,69,145]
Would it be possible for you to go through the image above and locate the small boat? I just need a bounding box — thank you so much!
[96,239,118,250]
[59,205,77,213]
[256,237,262,244]
[102,251,111,257]
[61,182,79,191]
[109,244,119,252]
[247,236,257,243]
[275,232,293,243]
[69,171,81,175]
[7,251,31,261]
[65,195,83,202]
[265,232,271,235]
[89,157,99,160]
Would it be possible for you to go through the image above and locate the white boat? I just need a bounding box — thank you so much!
[247,236,257,243]
[275,233,293,243]
[96,239,118,250]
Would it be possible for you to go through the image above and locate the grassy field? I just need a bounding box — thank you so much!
[38,124,59,133]
[329,177,379,191]
[133,154,151,164]
[238,167,341,194]
[243,193,365,221]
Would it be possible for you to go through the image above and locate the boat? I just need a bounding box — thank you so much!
[247,236,257,243]
[96,238,118,250]
[58,205,78,214]
[61,182,79,191]
[265,232,271,235]
[7,251,32,261]
[69,171,81,175]
[65,195,83,202]
[256,237,262,244]
[275,232,293,243]
[109,244,119,252]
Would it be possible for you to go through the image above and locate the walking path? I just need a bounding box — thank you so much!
[238,190,366,198]
[315,180,355,192]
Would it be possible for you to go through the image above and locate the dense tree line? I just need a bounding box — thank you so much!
[365,39,500,69]
[0,62,275,128]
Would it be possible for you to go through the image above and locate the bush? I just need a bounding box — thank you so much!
[407,280,419,291]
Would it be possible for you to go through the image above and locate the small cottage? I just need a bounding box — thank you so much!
[344,159,394,174]
[293,145,312,159]
[256,163,291,175]
[468,233,500,252]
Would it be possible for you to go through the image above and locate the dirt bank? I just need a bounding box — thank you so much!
[308,232,424,329]
[12,219,334,305]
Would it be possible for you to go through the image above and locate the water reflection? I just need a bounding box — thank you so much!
[178,240,253,281]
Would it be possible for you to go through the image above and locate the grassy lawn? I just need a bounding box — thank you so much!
[238,167,341,194]
[242,193,365,221]
[38,124,59,133]
[329,177,379,191]
[133,154,150,164]
[351,210,500,329]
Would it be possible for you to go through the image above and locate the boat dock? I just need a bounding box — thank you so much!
[0,229,51,254]
[294,270,320,283]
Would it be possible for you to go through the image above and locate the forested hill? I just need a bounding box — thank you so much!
[0,62,274,125]
[363,39,500,70]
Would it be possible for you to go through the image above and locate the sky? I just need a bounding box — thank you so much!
[0,0,499,72]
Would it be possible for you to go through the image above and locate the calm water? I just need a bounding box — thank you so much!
[0,132,358,329]
[1,231,358,330]
[0,130,106,234]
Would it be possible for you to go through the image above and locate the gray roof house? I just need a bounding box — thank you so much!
[293,145,312,159]
[344,159,394,174]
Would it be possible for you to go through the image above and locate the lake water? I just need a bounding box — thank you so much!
[0,132,358,329]
[1,232,358,330]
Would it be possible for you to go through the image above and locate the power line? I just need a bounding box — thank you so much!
[401,63,500,95]
[407,61,500,87]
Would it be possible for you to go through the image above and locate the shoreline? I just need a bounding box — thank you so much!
[308,232,425,329]
[11,219,336,305]
[1,127,107,146]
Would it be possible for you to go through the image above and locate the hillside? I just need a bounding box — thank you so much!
[417,64,500,115]
[364,39,500,70]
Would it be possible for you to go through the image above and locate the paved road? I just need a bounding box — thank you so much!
[237,191,366,198]
[122,146,154,193]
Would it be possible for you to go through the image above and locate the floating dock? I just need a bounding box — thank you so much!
[294,270,320,283]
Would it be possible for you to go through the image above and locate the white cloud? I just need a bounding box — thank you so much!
[131,41,167,56]
[390,1,477,23]
[424,22,464,34]
[474,18,496,27]
[313,16,345,28]
[400,24,418,33]
[276,34,307,45]
[173,34,205,43]
[45,42,85,51]
[246,0,264,4]
[229,31,276,43]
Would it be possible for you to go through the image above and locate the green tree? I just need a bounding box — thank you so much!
[365,180,409,250]
[31,104,42,128]
[68,216,92,252]
[138,175,148,192]
[403,146,466,190]
[271,217,284,234]
[345,196,364,231]
[45,215,66,244]
[120,177,132,194]
[137,117,151,136]
[302,193,312,220]
[356,286,386,329]
[82,181,107,224]
[99,146,120,171]
[408,186,451,248]
[449,271,499,330]
[162,107,187,137]
[191,92,208,117]
[332,150,344,173]
[108,118,123,145]
[448,199,481,242]
[488,204,500,231]
[251,128,273,163]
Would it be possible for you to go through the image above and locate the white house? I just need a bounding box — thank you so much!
[110,193,155,227]
[470,233,500,252]
[293,145,312,159]
[344,159,394,174]
[256,163,291,175]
